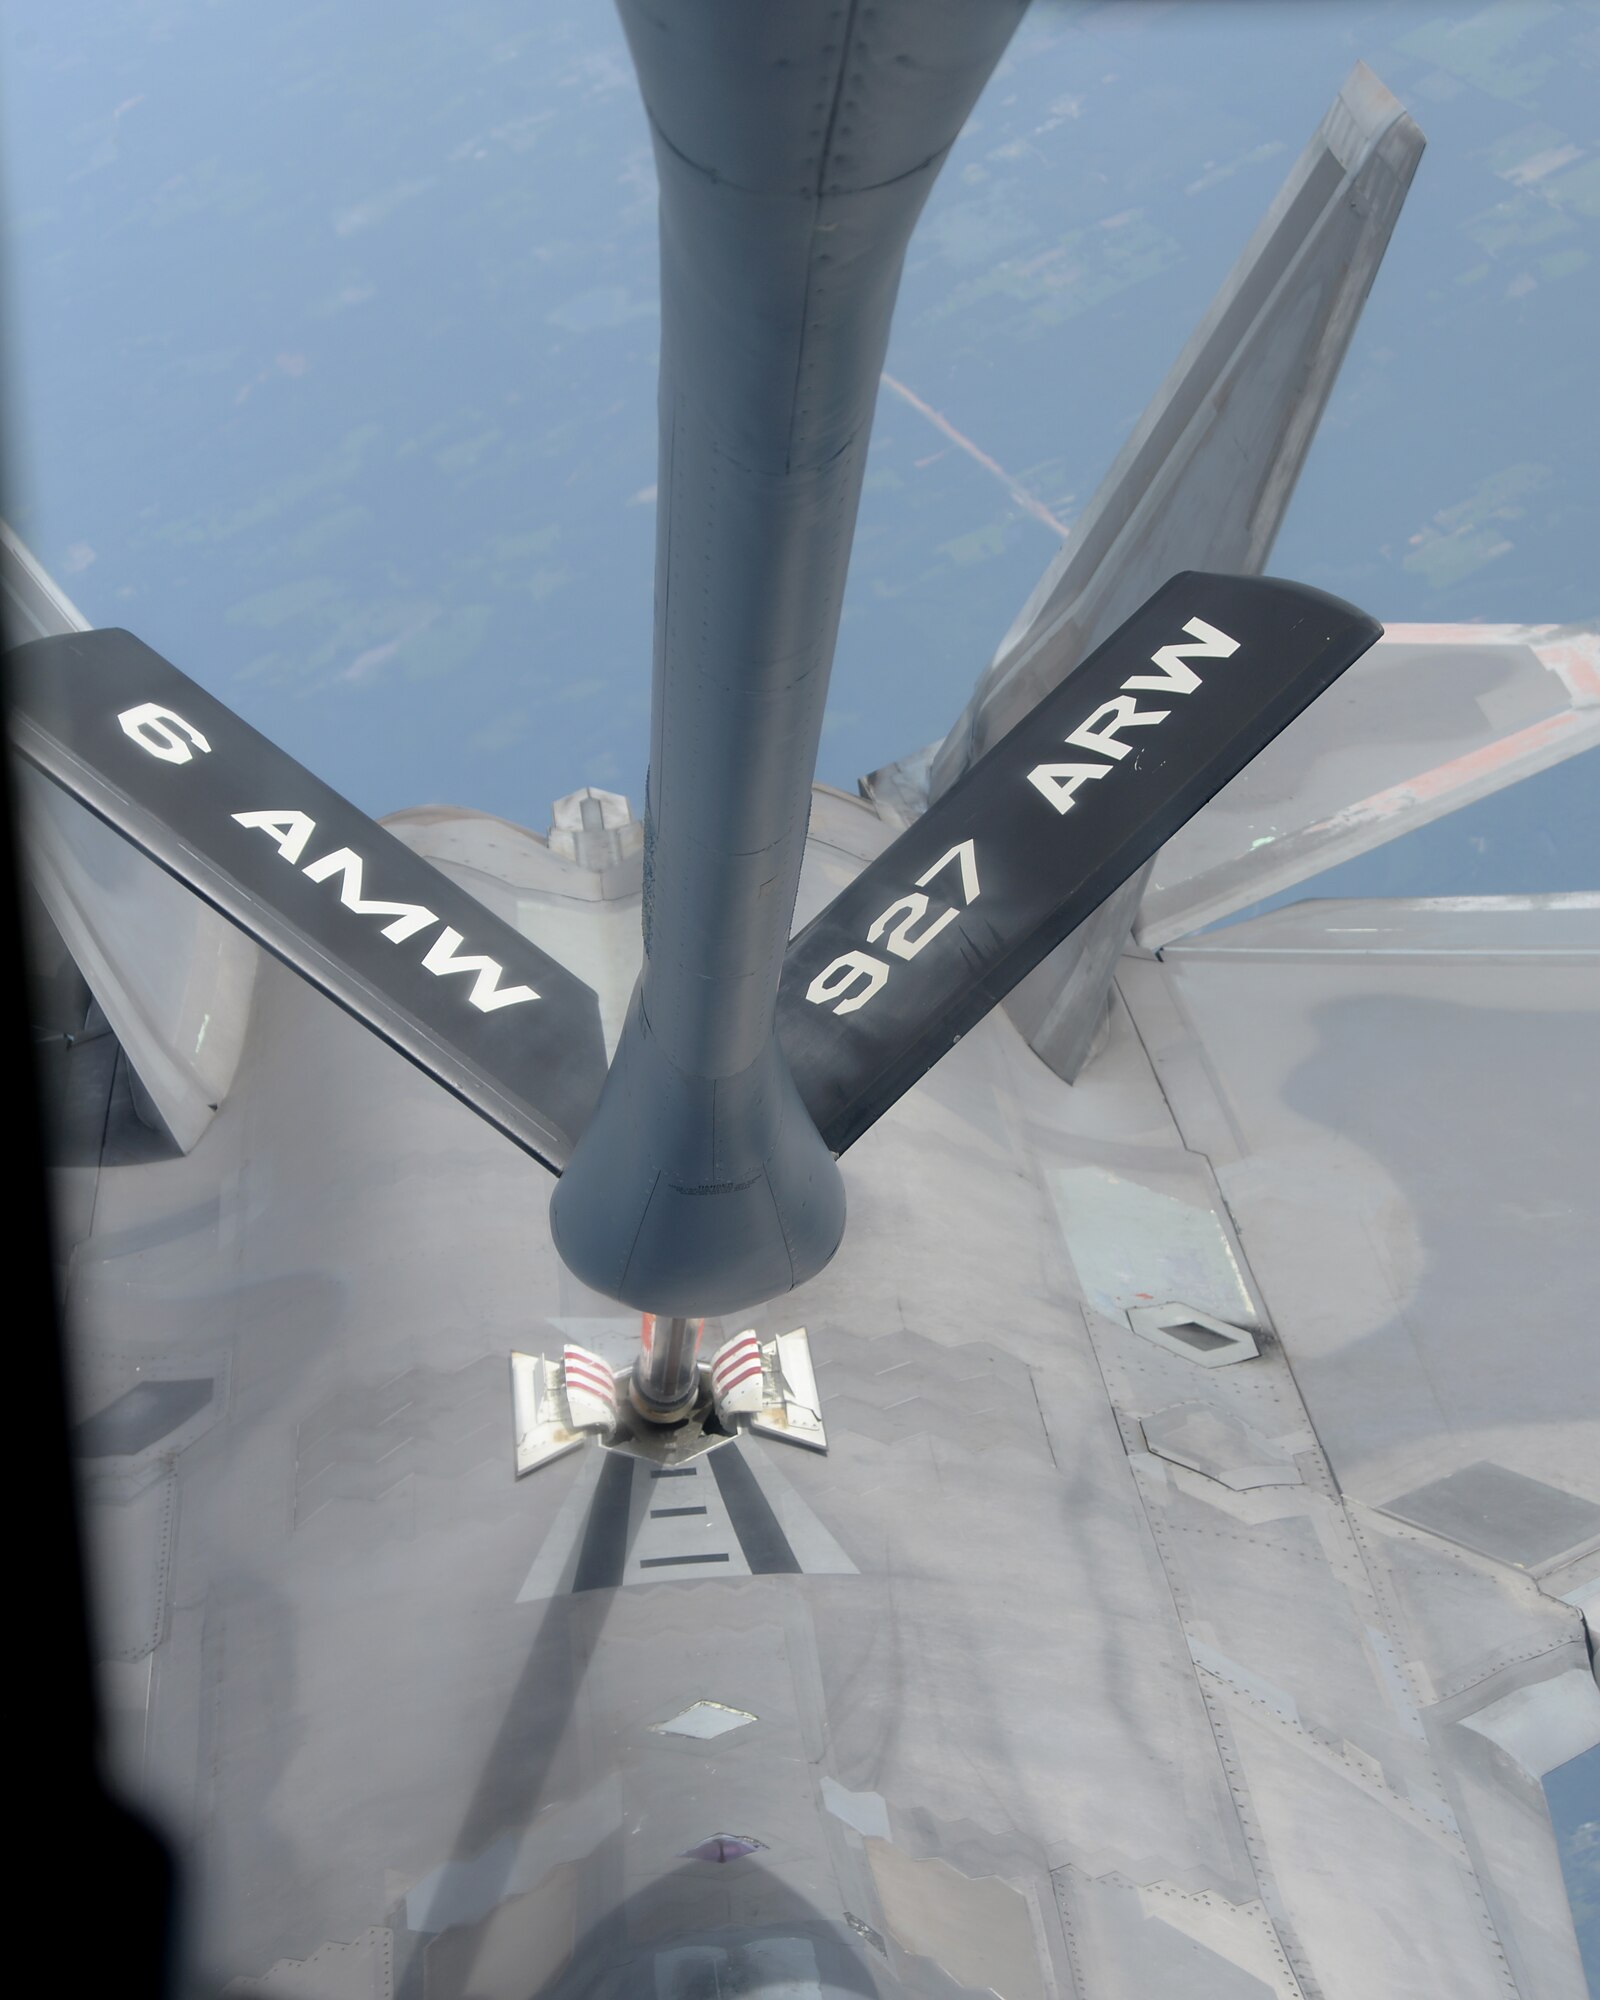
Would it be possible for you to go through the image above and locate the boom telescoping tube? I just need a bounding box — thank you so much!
[550,3,1026,1333]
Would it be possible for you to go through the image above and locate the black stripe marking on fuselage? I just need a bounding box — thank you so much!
[711,1446,801,1575]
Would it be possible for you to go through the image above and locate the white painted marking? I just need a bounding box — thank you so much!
[119,701,210,763]
[651,1701,757,1741]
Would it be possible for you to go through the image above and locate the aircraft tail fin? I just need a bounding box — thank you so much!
[781,571,1380,1153]
[7,627,608,1172]
[873,64,1423,1080]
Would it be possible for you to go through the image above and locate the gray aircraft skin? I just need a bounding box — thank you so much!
[7,6,1599,1999]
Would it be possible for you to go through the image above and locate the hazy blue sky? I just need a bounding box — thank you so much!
[3,2,1595,866]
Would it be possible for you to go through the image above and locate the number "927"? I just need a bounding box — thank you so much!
[804,840,980,1016]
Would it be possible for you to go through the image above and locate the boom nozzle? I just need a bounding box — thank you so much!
[630,1314,705,1426]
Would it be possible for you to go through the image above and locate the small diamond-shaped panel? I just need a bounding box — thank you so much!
[294,1356,505,1520]
[812,1324,1055,1463]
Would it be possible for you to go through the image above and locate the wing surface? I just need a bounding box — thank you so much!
[1138,623,1600,944]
